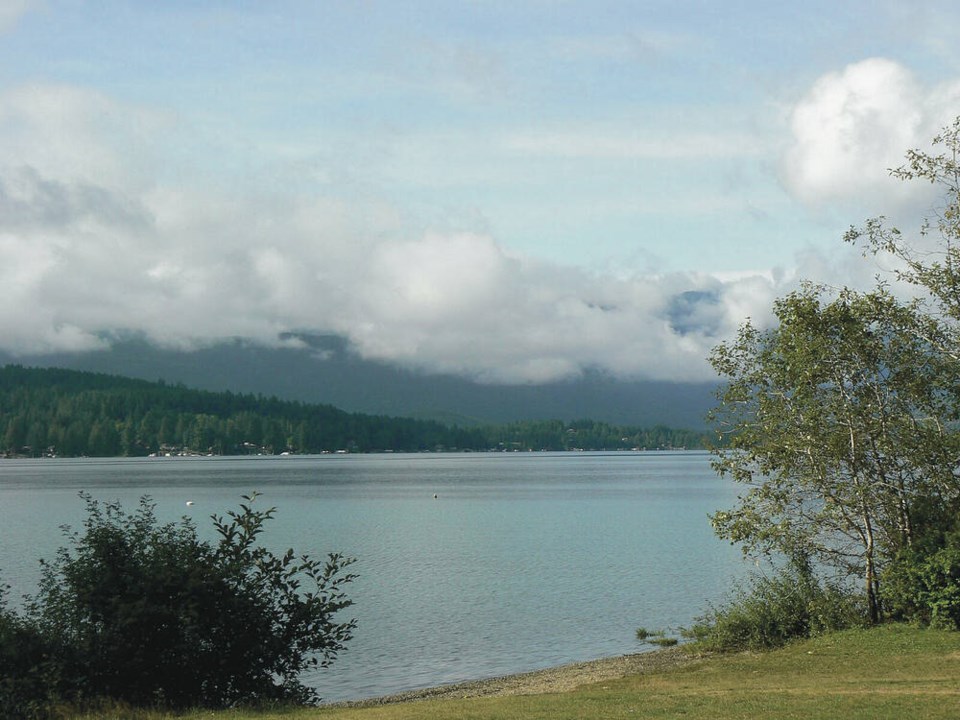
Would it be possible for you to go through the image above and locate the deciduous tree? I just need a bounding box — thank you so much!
[709,285,960,622]
[21,492,356,710]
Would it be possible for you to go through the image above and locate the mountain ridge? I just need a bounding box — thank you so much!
[0,336,717,430]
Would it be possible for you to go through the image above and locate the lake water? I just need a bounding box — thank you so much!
[0,451,747,703]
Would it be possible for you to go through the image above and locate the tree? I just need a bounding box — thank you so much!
[837,116,960,627]
[20,492,356,710]
[845,116,960,330]
[709,284,960,622]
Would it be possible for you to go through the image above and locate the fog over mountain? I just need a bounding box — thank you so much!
[2,5,959,416]
[0,336,717,430]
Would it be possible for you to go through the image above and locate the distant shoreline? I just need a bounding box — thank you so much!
[1,447,704,460]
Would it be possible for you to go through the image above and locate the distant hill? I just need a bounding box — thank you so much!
[0,335,717,430]
[0,365,709,457]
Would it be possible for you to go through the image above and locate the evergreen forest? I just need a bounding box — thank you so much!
[0,365,706,457]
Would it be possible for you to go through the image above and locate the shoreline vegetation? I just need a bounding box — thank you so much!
[11,125,960,718]
[0,364,707,459]
[64,624,960,719]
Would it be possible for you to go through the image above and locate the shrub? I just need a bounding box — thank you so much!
[648,636,679,647]
[883,528,960,630]
[635,627,679,647]
[685,561,864,652]
[0,586,70,720]
[6,492,355,713]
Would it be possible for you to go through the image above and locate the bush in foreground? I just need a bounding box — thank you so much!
[883,514,960,630]
[0,587,69,719]
[2,493,355,717]
[684,561,865,652]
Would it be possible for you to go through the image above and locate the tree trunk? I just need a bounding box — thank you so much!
[862,505,881,624]
[864,545,880,624]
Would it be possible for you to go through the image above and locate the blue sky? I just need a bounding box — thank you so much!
[2,1,959,382]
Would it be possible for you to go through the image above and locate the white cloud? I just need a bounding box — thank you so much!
[781,58,960,212]
[0,84,170,192]
[0,83,788,383]
[16,63,954,384]
[0,170,784,382]
[25,77,927,384]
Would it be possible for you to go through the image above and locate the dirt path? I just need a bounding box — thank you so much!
[328,646,698,707]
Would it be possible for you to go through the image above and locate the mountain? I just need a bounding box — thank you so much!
[0,365,710,457]
[0,335,717,430]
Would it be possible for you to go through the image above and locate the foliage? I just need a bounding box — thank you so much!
[0,365,483,456]
[709,284,960,621]
[684,562,864,652]
[635,626,680,647]
[710,118,960,625]
[0,365,707,457]
[482,418,706,452]
[883,520,960,630]
[2,493,355,714]
[0,586,69,720]
[90,626,960,720]
[845,116,960,327]
[832,116,960,628]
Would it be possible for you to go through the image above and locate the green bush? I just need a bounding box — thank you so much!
[648,636,679,647]
[883,529,960,630]
[635,627,679,647]
[685,562,864,652]
[0,587,70,720]
[2,492,355,715]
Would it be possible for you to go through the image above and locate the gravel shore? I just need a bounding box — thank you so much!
[328,646,698,707]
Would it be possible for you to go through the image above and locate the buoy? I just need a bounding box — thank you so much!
[433,494,438,499]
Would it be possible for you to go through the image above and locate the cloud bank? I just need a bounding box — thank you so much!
[0,82,788,383]
[2,57,958,384]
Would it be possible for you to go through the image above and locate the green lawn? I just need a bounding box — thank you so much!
[74,625,960,720]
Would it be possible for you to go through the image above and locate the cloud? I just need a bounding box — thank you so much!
[16,75,882,386]
[781,58,960,212]
[0,83,789,383]
[0,84,170,192]
[0,167,781,380]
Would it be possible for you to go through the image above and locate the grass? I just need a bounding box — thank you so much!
[70,624,960,720]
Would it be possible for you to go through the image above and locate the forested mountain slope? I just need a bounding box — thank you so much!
[0,365,708,457]
[0,336,716,429]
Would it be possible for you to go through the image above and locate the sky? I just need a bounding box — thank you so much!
[2,1,960,384]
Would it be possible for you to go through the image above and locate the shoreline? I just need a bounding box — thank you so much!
[325,645,697,707]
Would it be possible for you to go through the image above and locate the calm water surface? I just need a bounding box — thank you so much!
[0,451,746,702]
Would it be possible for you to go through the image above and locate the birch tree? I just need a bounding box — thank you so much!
[709,285,960,622]
[846,116,960,333]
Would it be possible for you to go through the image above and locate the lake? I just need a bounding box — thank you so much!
[0,451,747,703]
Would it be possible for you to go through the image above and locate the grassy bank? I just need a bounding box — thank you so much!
[72,625,959,720]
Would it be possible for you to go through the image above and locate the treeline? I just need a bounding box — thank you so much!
[0,365,706,457]
[487,418,704,452]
